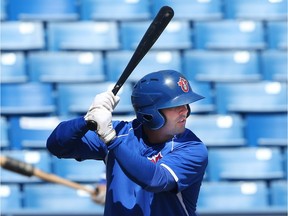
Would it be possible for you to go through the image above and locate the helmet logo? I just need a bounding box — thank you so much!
[177,77,189,92]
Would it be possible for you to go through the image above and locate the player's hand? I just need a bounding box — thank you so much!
[84,91,120,143]
[91,184,106,205]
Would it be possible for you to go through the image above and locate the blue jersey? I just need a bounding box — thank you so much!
[47,117,208,216]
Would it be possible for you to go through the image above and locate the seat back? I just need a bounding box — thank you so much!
[120,20,192,50]
[261,50,287,81]
[1,82,56,115]
[23,183,104,213]
[0,117,9,149]
[270,180,288,207]
[186,114,246,147]
[223,0,287,21]
[183,50,261,82]
[245,114,288,147]
[9,116,61,149]
[6,0,78,21]
[0,184,22,210]
[52,157,106,182]
[266,21,287,50]
[80,0,150,21]
[106,50,182,83]
[151,0,223,21]
[207,147,285,181]
[57,82,134,116]
[198,181,269,210]
[215,81,287,114]
[194,20,265,50]
[28,51,105,83]
[47,21,119,51]
[1,21,45,50]
[1,0,6,20]
[1,52,27,83]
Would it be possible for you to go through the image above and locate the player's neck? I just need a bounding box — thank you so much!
[143,126,173,144]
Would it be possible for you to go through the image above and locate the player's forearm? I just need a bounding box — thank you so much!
[46,117,89,158]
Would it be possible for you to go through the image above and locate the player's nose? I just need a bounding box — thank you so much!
[178,105,188,115]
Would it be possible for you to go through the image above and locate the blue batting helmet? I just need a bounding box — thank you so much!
[131,70,204,130]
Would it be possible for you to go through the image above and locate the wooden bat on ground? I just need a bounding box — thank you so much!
[86,6,174,131]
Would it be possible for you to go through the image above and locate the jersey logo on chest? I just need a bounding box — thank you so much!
[147,152,163,163]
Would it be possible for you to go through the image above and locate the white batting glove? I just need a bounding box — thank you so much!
[84,91,120,143]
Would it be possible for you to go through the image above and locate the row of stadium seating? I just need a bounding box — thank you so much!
[1,50,287,83]
[1,149,287,214]
[1,0,287,21]
[1,180,287,214]
[1,113,287,149]
[1,81,287,117]
[1,20,286,51]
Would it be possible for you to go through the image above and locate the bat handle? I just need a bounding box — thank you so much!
[86,85,119,131]
[86,120,98,131]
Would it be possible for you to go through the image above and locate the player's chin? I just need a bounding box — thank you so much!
[176,122,186,133]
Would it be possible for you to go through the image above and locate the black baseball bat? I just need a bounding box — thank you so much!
[87,6,174,131]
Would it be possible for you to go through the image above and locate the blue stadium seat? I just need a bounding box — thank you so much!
[207,147,285,181]
[0,184,22,211]
[186,114,246,147]
[194,20,265,50]
[223,0,288,21]
[187,81,214,113]
[1,82,56,115]
[28,51,105,83]
[1,150,51,183]
[198,181,269,210]
[106,50,182,83]
[270,180,288,207]
[261,50,287,81]
[120,20,192,50]
[215,81,287,114]
[6,0,79,21]
[1,52,27,83]
[52,156,106,182]
[1,21,45,50]
[9,116,61,149]
[57,82,134,116]
[0,117,9,149]
[23,183,104,213]
[151,0,223,21]
[245,114,287,147]
[183,50,261,82]
[47,21,119,51]
[1,0,6,20]
[80,0,150,21]
[266,21,287,50]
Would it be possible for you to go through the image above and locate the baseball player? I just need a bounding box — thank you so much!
[47,70,208,216]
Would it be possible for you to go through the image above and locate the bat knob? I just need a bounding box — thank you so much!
[86,120,98,131]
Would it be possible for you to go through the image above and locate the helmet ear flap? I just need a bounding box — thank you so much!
[140,110,165,130]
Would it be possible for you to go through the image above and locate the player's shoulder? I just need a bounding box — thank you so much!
[179,128,203,143]
[174,129,208,157]
[112,118,140,134]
